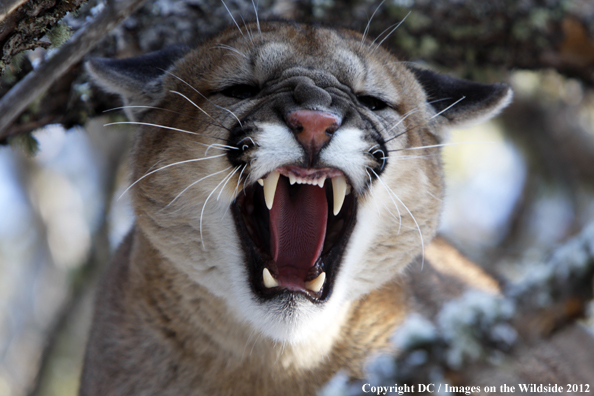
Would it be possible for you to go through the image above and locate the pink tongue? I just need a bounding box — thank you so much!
[269,176,327,289]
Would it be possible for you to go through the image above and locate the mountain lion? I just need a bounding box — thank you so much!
[81,20,513,395]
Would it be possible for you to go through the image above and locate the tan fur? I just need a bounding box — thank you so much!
[81,21,513,395]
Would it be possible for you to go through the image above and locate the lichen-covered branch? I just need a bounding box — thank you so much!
[324,222,594,393]
[0,0,89,73]
[0,0,148,139]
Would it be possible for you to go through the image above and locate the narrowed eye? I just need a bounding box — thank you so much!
[221,84,259,99]
[357,95,388,111]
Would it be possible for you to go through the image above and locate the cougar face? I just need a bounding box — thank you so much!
[88,21,512,344]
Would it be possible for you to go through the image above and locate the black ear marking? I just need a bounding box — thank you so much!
[88,45,191,86]
[408,66,513,127]
[86,45,192,119]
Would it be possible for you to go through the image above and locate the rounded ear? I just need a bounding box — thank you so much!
[86,45,191,120]
[408,66,513,128]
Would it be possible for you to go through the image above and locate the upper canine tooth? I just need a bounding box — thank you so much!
[263,268,279,288]
[263,171,280,210]
[289,174,296,185]
[331,175,347,215]
[305,272,326,293]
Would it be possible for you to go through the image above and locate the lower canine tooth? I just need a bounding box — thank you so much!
[263,171,280,209]
[305,272,326,293]
[263,268,279,288]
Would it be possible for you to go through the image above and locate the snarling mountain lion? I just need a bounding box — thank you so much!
[81,20,514,395]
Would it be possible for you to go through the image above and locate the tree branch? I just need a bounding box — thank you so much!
[0,0,148,139]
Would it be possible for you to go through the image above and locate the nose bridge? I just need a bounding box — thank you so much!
[293,79,333,109]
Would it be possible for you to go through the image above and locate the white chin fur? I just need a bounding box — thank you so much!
[229,283,349,344]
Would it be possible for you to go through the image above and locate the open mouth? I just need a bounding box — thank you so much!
[232,165,357,302]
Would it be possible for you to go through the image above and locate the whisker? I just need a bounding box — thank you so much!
[104,121,227,141]
[360,0,385,49]
[365,169,390,219]
[221,0,245,39]
[217,165,242,201]
[201,142,238,155]
[104,105,197,120]
[222,164,248,219]
[383,108,421,143]
[383,97,457,142]
[169,90,233,130]
[371,11,411,51]
[240,14,254,44]
[200,166,238,248]
[163,166,233,211]
[211,44,248,59]
[430,96,465,120]
[367,167,402,233]
[106,104,237,133]
[251,0,261,35]
[233,164,248,198]
[370,167,424,268]
[164,70,244,128]
[118,154,227,200]
[381,154,440,160]
[388,141,494,153]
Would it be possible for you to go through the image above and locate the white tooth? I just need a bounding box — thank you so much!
[263,268,279,288]
[317,177,326,188]
[257,178,264,186]
[332,175,347,216]
[263,171,280,210]
[289,174,296,185]
[305,272,326,293]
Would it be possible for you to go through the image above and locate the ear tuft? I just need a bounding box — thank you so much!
[409,66,513,128]
[86,45,191,119]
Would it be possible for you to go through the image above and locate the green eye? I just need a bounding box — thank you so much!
[357,95,388,111]
[221,84,259,99]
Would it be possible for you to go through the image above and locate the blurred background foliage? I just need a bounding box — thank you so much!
[0,0,593,395]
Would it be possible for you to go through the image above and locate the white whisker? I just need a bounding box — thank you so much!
[165,72,244,128]
[240,14,254,44]
[202,142,238,154]
[365,169,385,217]
[430,96,465,119]
[381,154,440,160]
[360,0,385,49]
[221,0,245,39]
[217,165,242,201]
[384,109,422,142]
[222,164,248,218]
[200,166,238,248]
[389,141,494,152]
[233,164,248,198]
[212,44,248,59]
[371,11,411,51]
[118,154,226,200]
[251,0,261,35]
[163,166,233,210]
[104,121,226,141]
[370,168,425,269]
[367,167,402,234]
[169,90,225,126]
